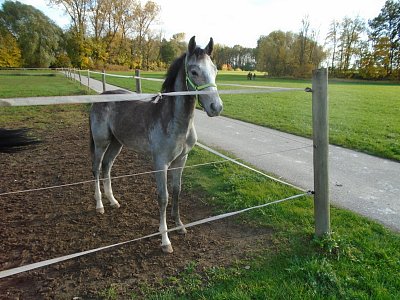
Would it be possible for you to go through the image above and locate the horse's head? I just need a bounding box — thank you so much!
[185,36,223,117]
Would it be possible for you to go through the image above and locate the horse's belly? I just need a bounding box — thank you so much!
[119,135,151,153]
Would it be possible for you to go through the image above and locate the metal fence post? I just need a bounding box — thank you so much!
[135,69,142,93]
[312,68,330,237]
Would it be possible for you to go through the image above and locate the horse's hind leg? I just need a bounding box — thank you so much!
[92,141,109,214]
[170,154,188,234]
[102,137,122,209]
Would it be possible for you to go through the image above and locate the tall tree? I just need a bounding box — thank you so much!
[256,30,325,77]
[49,0,91,67]
[325,20,340,73]
[131,0,160,69]
[369,0,400,77]
[0,1,63,67]
[159,33,186,66]
[49,0,89,36]
[0,27,22,67]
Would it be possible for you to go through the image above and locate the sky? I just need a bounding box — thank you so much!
[1,0,387,48]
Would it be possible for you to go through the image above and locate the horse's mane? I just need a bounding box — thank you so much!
[162,47,207,93]
[162,53,186,93]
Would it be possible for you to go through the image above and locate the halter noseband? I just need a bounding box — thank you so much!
[185,53,217,103]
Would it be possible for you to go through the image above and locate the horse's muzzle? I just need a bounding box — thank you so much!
[208,102,223,117]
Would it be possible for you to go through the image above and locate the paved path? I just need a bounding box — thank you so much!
[195,112,400,232]
[71,72,400,232]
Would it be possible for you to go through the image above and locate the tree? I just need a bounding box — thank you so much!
[159,39,175,65]
[0,1,63,67]
[131,1,160,69]
[369,0,400,77]
[212,44,255,71]
[0,27,22,67]
[326,20,340,74]
[256,31,296,76]
[338,16,365,74]
[326,16,365,77]
[256,29,325,77]
[49,0,90,36]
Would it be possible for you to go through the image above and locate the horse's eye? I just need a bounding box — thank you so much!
[191,71,198,77]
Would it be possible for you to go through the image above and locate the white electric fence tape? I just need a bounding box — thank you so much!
[0,192,309,279]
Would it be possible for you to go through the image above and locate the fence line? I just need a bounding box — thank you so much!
[1,67,330,277]
[0,143,312,197]
[0,191,310,279]
[72,68,306,92]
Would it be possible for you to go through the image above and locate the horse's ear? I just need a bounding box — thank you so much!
[188,36,196,55]
[205,37,214,56]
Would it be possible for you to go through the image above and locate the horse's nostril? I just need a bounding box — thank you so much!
[210,103,216,112]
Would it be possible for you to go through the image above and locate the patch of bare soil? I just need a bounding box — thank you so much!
[0,118,273,299]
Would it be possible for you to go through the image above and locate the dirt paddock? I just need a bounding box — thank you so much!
[0,118,273,299]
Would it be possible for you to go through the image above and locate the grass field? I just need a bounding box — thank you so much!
[1,71,399,299]
[0,71,92,130]
[88,70,400,161]
[136,147,400,299]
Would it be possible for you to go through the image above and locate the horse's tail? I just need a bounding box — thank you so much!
[0,128,41,153]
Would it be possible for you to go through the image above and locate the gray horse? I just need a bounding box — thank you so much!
[89,36,223,253]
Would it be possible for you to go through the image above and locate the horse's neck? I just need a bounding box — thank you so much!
[170,72,196,131]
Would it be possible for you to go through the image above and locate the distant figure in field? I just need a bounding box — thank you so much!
[252,73,256,80]
[247,72,252,80]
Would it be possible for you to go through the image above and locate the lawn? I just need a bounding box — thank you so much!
[1,71,399,299]
[88,69,400,161]
[136,146,400,299]
[0,71,92,129]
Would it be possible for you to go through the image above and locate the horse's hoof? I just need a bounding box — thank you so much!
[96,207,105,214]
[110,202,120,209]
[178,227,187,235]
[161,244,173,254]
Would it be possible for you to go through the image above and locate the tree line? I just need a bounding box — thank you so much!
[326,0,400,80]
[0,0,399,80]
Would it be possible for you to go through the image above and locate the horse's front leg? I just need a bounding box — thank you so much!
[170,154,188,234]
[154,162,173,253]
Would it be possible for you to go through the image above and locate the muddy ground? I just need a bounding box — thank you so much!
[0,116,273,299]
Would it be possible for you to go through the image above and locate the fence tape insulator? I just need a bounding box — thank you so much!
[0,192,310,279]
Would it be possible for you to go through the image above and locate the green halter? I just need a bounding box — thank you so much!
[185,54,217,101]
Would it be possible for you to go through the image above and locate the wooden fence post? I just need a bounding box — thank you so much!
[102,69,106,92]
[312,68,330,237]
[87,69,90,92]
[78,69,82,86]
[135,69,142,93]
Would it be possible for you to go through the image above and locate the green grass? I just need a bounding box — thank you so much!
[133,147,400,299]
[0,71,92,129]
[90,70,400,161]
